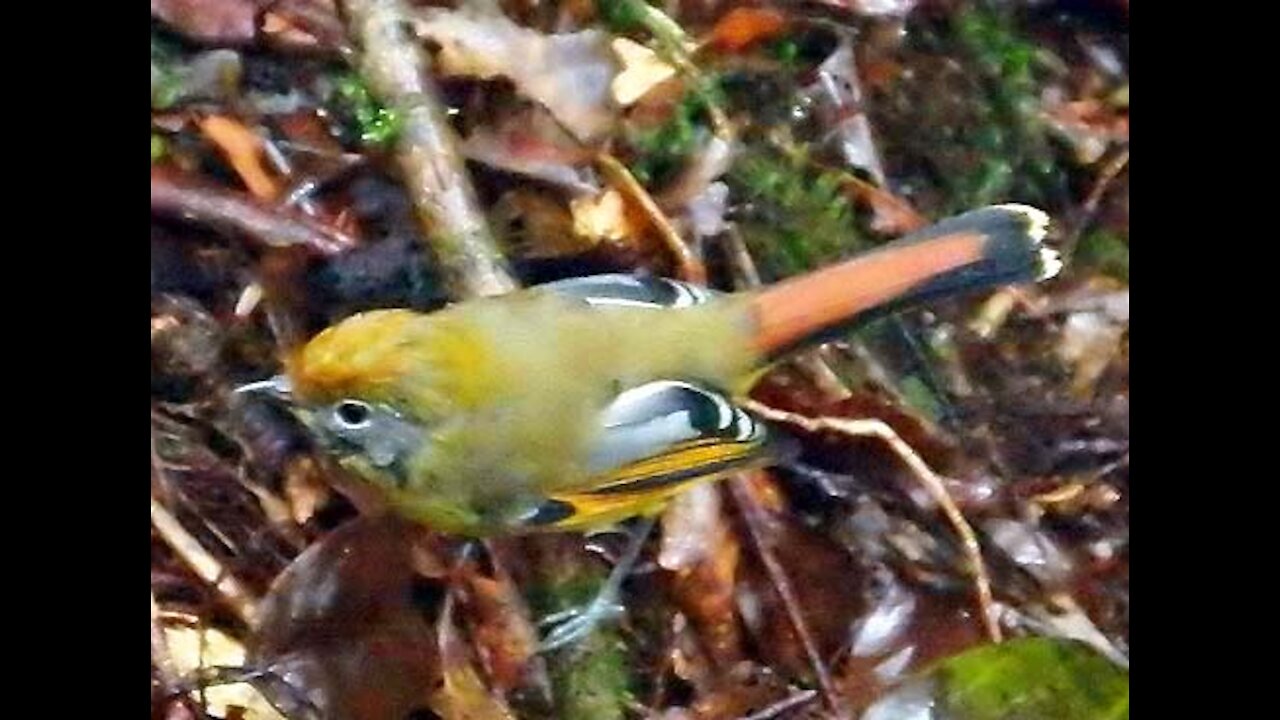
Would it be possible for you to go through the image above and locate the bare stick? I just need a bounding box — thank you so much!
[151,168,355,256]
[740,400,1004,643]
[340,0,517,299]
[739,688,819,720]
[151,497,259,626]
[1062,146,1129,259]
[596,152,707,284]
[729,477,851,720]
[151,592,180,691]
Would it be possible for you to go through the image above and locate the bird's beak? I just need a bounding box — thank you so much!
[233,375,294,402]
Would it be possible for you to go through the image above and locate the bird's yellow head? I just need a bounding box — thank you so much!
[286,309,423,405]
[239,309,450,500]
[240,302,574,535]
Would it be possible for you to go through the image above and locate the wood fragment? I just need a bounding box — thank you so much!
[340,0,517,298]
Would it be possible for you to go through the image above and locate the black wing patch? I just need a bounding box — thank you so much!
[519,380,773,530]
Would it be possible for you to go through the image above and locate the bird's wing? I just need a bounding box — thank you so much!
[536,273,720,309]
[518,379,775,530]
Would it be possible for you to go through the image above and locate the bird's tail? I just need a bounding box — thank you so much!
[748,204,1060,357]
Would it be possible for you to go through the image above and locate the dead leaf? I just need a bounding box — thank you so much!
[660,484,744,667]
[705,7,788,53]
[249,515,442,720]
[611,38,677,107]
[152,0,262,45]
[413,8,619,141]
[571,189,643,243]
[435,597,521,720]
[282,456,331,525]
[458,564,542,693]
[733,473,865,680]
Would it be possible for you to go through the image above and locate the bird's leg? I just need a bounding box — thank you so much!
[538,515,657,653]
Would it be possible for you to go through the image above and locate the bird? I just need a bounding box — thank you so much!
[239,203,1059,648]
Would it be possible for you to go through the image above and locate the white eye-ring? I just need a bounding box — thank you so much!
[333,400,374,430]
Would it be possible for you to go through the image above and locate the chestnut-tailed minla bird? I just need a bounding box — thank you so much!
[240,203,1059,649]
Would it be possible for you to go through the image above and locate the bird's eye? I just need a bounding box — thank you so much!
[333,400,373,429]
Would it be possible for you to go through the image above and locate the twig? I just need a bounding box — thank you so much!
[340,0,517,299]
[728,476,851,720]
[740,400,1004,644]
[1062,146,1129,259]
[267,0,355,59]
[596,152,707,284]
[151,497,259,626]
[614,0,733,139]
[738,688,819,720]
[151,168,355,256]
[151,592,180,691]
[721,225,763,287]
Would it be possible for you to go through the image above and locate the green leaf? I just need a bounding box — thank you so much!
[866,638,1129,720]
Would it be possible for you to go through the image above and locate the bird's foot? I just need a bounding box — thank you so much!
[537,593,627,652]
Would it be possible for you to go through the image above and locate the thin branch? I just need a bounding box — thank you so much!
[340,0,517,299]
[151,168,355,256]
[151,592,180,691]
[740,400,1004,644]
[596,152,707,284]
[1062,146,1130,258]
[728,476,851,720]
[267,0,355,59]
[738,688,819,720]
[151,497,259,626]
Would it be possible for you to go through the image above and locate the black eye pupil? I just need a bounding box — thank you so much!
[336,401,371,426]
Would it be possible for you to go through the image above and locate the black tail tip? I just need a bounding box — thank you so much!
[988,204,1061,281]
[910,203,1061,283]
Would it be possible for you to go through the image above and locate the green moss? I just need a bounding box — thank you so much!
[529,569,633,720]
[898,375,944,423]
[550,628,631,720]
[329,73,403,147]
[946,3,1066,210]
[151,35,184,111]
[935,638,1129,720]
[1075,231,1129,283]
[627,90,708,186]
[769,37,801,68]
[728,145,866,279]
[151,134,167,163]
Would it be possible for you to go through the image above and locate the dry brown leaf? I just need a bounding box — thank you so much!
[659,485,744,667]
[733,473,865,681]
[571,189,643,243]
[282,456,331,525]
[704,7,787,53]
[435,596,520,720]
[152,0,262,45]
[250,515,442,720]
[413,8,619,141]
[459,567,541,693]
